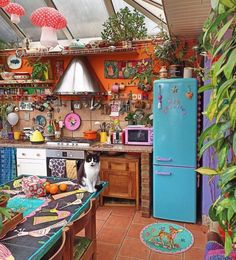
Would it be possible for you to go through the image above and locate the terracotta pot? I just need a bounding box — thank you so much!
[83,131,97,140]
[0,196,9,208]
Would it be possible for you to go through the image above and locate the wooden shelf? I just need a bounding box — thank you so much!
[15,47,138,58]
[0,80,54,85]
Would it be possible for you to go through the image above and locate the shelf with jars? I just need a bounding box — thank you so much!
[0,80,54,100]
[0,80,55,86]
[0,46,139,58]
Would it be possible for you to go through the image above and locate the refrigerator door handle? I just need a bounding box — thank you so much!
[154,171,172,176]
[156,156,172,162]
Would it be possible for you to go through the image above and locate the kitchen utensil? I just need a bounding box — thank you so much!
[83,130,97,140]
[30,130,45,144]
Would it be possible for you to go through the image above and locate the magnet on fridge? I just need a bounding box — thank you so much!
[185,88,193,99]
[158,85,162,109]
[158,95,162,109]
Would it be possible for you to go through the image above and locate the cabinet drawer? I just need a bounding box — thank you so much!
[17,148,46,159]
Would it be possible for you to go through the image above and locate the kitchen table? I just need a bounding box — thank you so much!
[0,175,107,260]
[0,141,153,217]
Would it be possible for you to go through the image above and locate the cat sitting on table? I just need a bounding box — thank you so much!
[77,152,101,193]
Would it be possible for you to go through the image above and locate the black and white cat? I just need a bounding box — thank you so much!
[77,152,100,193]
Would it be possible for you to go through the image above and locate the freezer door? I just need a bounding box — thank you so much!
[153,165,196,223]
[153,78,197,167]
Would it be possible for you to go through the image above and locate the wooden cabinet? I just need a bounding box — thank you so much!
[16,148,47,176]
[100,155,140,209]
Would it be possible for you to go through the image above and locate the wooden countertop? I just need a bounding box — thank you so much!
[0,140,153,153]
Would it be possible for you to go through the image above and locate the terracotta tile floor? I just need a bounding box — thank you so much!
[96,205,207,260]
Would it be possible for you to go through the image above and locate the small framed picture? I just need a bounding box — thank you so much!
[19,101,33,111]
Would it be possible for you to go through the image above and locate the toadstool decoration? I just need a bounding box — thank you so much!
[0,0,9,8]
[30,7,67,48]
[4,3,25,24]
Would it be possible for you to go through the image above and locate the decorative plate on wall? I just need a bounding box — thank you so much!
[7,54,22,70]
[64,112,81,131]
[35,115,46,127]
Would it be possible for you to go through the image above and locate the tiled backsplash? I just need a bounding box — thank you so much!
[13,100,152,138]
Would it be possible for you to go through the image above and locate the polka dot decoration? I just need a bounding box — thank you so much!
[30,7,67,29]
[4,3,25,16]
[0,0,9,8]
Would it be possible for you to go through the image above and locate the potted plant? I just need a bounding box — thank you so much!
[154,30,196,77]
[196,0,236,256]
[101,7,147,45]
[131,59,156,91]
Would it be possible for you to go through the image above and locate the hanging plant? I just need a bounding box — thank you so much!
[101,7,147,43]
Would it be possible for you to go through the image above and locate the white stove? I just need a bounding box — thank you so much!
[46,138,92,147]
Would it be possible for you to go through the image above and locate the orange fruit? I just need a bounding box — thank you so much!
[49,184,59,195]
[59,183,67,192]
[44,181,50,186]
[45,184,51,193]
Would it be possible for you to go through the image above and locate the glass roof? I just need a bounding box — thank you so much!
[0,15,21,43]
[54,0,110,39]
[0,0,166,46]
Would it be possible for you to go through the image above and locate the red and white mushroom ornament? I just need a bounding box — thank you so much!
[4,3,25,24]
[30,7,67,48]
[0,0,9,8]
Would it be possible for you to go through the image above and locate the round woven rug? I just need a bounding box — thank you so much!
[140,222,194,254]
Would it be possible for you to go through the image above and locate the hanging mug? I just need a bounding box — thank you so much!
[111,83,119,93]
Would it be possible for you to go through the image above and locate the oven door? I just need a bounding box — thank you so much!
[46,149,85,179]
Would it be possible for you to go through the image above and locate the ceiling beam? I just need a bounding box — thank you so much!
[103,0,116,17]
[0,9,26,39]
[43,0,74,40]
[123,0,168,31]
[142,0,163,10]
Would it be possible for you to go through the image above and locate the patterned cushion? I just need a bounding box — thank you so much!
[73,236,91,259]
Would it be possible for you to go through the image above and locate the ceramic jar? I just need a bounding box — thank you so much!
[159,66,168,79]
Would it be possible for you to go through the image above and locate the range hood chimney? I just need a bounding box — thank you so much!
[54,57,107,95]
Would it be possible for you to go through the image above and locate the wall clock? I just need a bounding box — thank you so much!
[7,54,22,70]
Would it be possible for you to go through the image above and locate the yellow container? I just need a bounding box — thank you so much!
[100,132,107,143]
[13,131,21,140]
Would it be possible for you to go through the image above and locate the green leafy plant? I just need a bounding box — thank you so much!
[131,59,156,91]
[196,0,236,256]
[0,207,11,232]
[101,7,147,43]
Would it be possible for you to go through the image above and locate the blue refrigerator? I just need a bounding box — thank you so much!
[153,78,197,223]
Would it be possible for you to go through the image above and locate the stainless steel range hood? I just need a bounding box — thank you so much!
[54,57,107,95]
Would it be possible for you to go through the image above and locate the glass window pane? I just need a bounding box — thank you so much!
[0,16,22,43]
[135,0,166,23]
[54,0,109,39]
[15,0,66,41]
